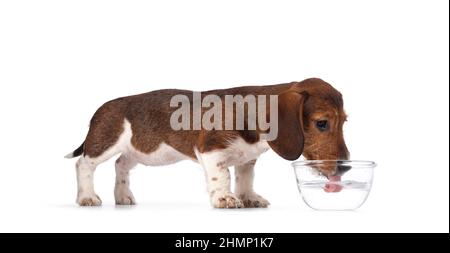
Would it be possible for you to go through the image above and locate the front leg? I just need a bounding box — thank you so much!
[235,159,270,208]
[198,152,243,208]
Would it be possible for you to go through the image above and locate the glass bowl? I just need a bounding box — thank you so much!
[292,160,377,210]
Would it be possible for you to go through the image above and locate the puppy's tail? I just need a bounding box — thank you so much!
[64,142,85,159]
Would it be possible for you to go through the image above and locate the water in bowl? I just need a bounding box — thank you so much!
[298,180,371,210]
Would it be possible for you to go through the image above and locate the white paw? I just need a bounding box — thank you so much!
[211,192,243,209]
[238,192,270,208]
[114,188,136,205]
[77,194,102,206]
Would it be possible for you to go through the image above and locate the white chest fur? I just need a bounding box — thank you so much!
[196,138,270,168]
[224,138,270,166]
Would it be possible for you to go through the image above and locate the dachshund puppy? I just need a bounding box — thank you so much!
[65,78,349,208]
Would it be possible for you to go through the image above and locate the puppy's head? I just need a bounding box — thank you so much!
[268,78,349,176]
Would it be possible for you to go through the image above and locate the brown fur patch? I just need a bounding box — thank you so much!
[216,161,226,167]
[83,99,128,158]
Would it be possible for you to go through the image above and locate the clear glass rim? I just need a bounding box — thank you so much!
[292,160,377,168]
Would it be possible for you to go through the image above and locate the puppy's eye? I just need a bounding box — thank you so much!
[315,120,328,131]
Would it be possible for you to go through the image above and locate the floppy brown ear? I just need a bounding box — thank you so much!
[268,90,307,160]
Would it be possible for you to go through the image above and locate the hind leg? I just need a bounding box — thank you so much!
[114,154,137,205]
[76,156,102,206]
[76,144,123,206]
[74,111,131,206]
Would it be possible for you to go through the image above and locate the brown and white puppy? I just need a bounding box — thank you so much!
[65,78,349,208]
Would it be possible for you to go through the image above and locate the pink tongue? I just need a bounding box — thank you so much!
[324,175,343,193]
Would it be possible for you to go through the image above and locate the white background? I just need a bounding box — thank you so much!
[0,0,448,233]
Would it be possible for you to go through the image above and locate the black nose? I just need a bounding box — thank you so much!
[336,161,352,175]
